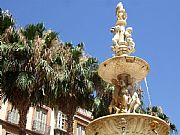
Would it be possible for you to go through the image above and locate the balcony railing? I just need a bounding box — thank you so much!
[54,122,67,133]
[54,129,67,135]
[32,120,51,135]
[6,110,19,124]
[76,107,93,119]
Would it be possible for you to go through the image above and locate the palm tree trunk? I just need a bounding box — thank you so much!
[66,114,74,135]
[18,106,29,135]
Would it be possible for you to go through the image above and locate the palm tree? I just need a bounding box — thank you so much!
[91,75,113,119]
[0,9,60,134]
[45,42,98,135]
[92,91,112,119]
[0,8,15,36]
[0,9,100,135]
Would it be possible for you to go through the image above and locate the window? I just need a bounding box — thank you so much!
[76,124,85,135]
[56,111,67,131]
[7,109,19,124]
[32,108,47,133]
[6,132,18,135]
[55,130,66,135]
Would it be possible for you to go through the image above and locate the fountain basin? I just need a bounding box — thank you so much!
[98,56,150,83]
[86,113,170,135]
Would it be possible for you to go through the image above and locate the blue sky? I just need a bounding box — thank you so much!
[1,0,180,132]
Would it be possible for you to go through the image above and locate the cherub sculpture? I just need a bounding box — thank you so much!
[111,25,125,46]
[116,2,127,21]
[128,88,142,113]
[125,27,135,52]
[109,79,121,114]
[120,88,131,113]
[109,79,131,114]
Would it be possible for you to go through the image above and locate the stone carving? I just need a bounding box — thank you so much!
[109,74,143,114]
[116,2,127,24]
[111,25,135,56]
[86,2,170,135]
[111,25,125,46]
[86,114,170,135]
[150,120,159,135]
[125,27,135,52]
[124,27,132,39]
[128,88,142,113]
[111,2,136,56]
[111,26,119,46]
[109,79,121,114]
[120,86,131,113]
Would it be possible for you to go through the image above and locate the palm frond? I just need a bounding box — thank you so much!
[22,23,45,40]
[44,31,58,46]
[0,9,15,35]
[16,72,34,90]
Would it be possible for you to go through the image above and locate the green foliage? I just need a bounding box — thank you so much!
[144,106,178,134]
[16,72,35,90]
[170,123,178,135]
[2,8,177,135]
[91,82,113,119]
[92,95,111,119]
[22,23,45,40]
[50,42,99,114]
[44,31,58,46]
[0,10,53,109]
[0,9,15,35]
[0,8,101,135]
[0,11,99,127]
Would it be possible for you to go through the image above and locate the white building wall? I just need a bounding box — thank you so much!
[26,107,34,130]
[0,101,8,135]
[0,101,8,120]
[50,109,55,135]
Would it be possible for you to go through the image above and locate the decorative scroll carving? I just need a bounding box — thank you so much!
[86,114,170,135]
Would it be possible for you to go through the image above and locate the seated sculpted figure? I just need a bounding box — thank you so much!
[120,88,131,113]
[128,88,142,113]
[109,79,121,114]
[109,79,131,114]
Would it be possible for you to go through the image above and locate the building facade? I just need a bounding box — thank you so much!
[0,98,93,135]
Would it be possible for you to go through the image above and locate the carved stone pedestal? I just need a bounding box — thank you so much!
[86,114,170,135]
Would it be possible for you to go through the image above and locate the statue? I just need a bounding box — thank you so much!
[111,26,119,46]
[124,27,133,38]
[109,75,142,114]
[110,3,136,56]
[116,2,127,22]
[128,88,142,113]
[120,88,131,113]
[125,27,135,52]
[109,79,121,114]
[109,79,131,114]
[111,25,125,46]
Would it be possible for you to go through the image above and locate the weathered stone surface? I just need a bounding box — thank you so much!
[86,114,170,135]
[98,56,150,83]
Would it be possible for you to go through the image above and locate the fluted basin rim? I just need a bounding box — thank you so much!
[86,113,170,135]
